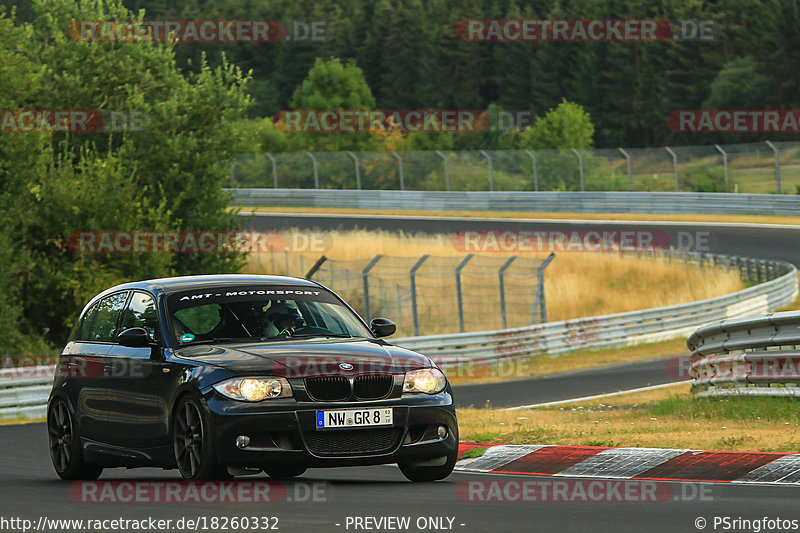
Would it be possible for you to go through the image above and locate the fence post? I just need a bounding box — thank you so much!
[665,146,679,192]
[498,256,517,329]
[362,255,382,321]
[455,254,474,332]
[391,151,405,190]
[265,153,278,188]
[305,255,327,278]
[532,253,556,324]
[435,150,450,191]
[479,150,494,191]
[571,148,585,191]
[765,140,781,193]
[714,144,729,189]
[347,151,362,190]
[410,255,429,336]
[618,147,632,191]
[306,152,319,189]
[524,149,538,191]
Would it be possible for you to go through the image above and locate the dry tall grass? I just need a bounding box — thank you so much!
[244,229,744,331]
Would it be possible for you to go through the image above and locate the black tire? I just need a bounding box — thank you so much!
[47,398,103,480]
[263,465,307,479]
[173,396,231,480]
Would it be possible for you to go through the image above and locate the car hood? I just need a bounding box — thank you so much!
[173,339,431,377]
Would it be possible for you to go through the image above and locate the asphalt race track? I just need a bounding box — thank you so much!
[4,422,800,533]
[2,213,798,532]
[242,212,800,265]
[452,356,684,409]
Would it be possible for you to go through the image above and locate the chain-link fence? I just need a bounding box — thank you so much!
[307,254,554,337]
[263,253,552,338]
[228,141,800,194]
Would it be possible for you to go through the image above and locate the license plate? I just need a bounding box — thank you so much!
[316,408,393,429]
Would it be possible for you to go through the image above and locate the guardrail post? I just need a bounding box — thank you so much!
[665,146,679,192]
[524,149,538,191]
[390,151,405,190]
[410,255,430,336]
[347,151,362,190]
[455,254,474,332]
[435,150,450,191]
[618,147,632,191]
[571,148,585,191]
[306,152,319,189]
[362,255,383,321]
[532,253,555,324]
[265,153,278,188]
[498,256,517,329]
[765,140,781,193]
[480,150,494,191]
[714,144,729,189]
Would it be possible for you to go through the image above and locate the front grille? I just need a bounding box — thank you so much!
[305,376,350,401]
[353,374,393,400]
[303,427,402,457]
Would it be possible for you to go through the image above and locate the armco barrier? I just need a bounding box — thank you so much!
[0,253,796,420]
[395,253,797,372]
[687,312,800,397]
[0,366,54,421]
[229,189,800,216]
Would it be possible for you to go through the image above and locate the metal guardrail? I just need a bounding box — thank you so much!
[687,312,800,398]
[0,253,796,419]
[0,366,53,421]
[230,189,800,216]
[394,253,798,372]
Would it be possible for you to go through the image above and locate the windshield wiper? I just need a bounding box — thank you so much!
[180,337,257,345]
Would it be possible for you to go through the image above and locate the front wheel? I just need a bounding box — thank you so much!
[47,398,102,480]
[173,396,230,480]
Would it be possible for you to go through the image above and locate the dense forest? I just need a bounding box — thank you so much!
[5,0,795,148]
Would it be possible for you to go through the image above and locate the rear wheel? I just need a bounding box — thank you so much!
[47,399,102,480]
[263,465,307,479]
[173,396,230,480]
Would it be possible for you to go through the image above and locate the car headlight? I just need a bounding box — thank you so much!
[213,377,292,401]
[403,368,446,394]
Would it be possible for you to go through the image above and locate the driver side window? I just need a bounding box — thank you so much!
[120,292,159,340]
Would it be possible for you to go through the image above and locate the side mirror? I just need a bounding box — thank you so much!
[370,317,396,338]
[117,327,153,348]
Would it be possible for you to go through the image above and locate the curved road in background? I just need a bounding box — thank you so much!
[243,212,800,406]
[0,213,796,533]
[242,212,800,266]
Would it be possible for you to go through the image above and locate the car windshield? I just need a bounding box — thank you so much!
[166,285,373,345]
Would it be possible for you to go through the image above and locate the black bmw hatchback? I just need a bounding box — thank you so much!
[47,274,458,482]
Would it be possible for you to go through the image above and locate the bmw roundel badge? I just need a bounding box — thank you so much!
[339,362,354,371]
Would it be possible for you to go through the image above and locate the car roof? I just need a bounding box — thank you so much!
[92,274,324,301]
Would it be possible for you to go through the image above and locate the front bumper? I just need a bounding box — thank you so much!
[204,391,458,468]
